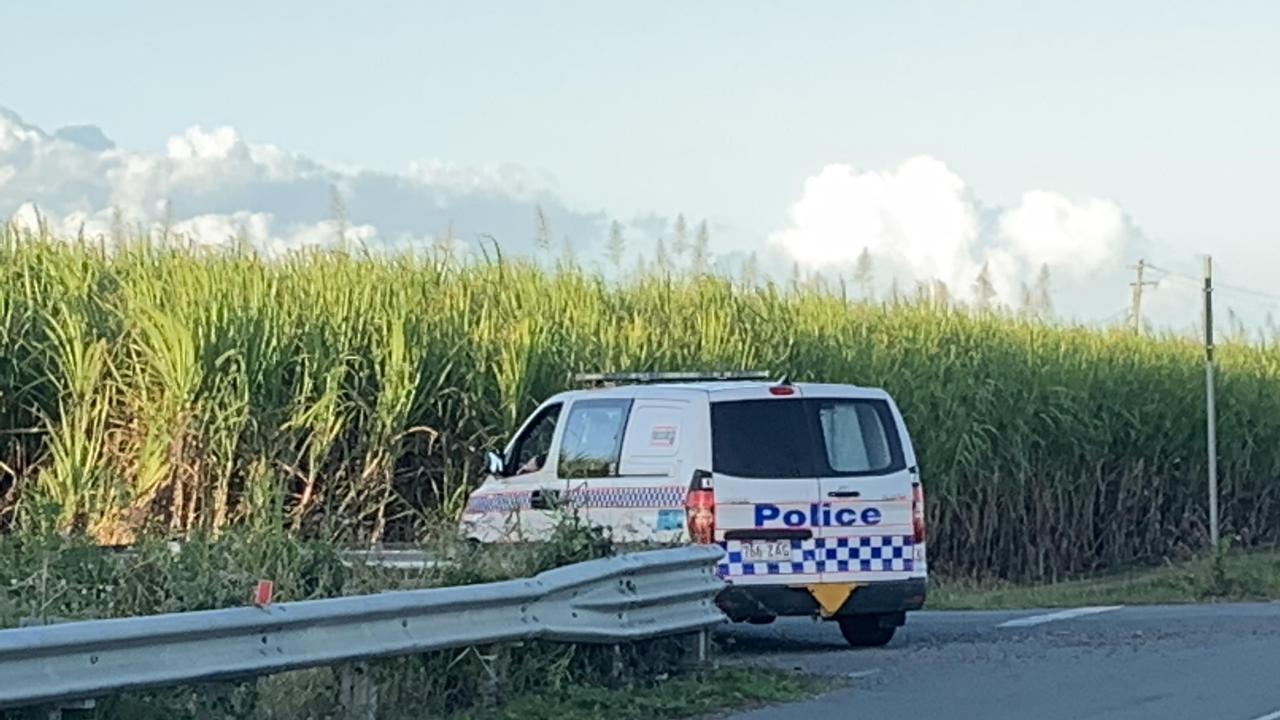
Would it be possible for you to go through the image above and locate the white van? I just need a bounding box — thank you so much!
[459,372,927,647]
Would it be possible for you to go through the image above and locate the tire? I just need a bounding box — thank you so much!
[837,615,897,647]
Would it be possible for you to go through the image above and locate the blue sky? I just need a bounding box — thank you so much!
[3,0,1279,325]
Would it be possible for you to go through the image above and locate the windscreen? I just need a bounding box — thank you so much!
[711,398,904,478]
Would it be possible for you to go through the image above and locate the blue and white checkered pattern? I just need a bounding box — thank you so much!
[465,485,685,514]
[568,485,685,508]
[718,536,915,577]
[464,493,531,513]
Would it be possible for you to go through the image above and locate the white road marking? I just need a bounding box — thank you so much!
[997,606,1123,628]
[845,669,880,680]
[1246,711,1280,720]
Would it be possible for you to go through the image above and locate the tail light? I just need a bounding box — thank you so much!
[912,482,926,544]
[685,470,716,544]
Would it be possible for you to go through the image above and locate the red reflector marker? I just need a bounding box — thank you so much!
[255,579,274,607]
[912,484,927,544]
[768,386,795,396]
[685,488,716,544]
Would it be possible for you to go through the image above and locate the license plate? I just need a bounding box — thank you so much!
[741,540,793,562]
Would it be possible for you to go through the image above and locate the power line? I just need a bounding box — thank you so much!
[1143,262,1198,282]
[1137,259,1280,345]
[1165,274,1278,308]
[1146,261,1280,304]
[1098,306,1133,325]
[1215,282,1280,304]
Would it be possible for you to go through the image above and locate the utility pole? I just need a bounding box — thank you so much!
[1130,259,1157,333]
[1203,255,1220,549]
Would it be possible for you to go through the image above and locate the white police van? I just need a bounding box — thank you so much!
[460,371,927,647]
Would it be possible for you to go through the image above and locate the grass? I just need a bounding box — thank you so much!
[929,547,1280,610]
[455,667,827,720]
[82,666,825,720]
[6,226,1280,581]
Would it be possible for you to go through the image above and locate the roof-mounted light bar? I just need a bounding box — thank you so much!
[572,371,773,387]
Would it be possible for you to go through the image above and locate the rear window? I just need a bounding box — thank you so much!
[711,398,905,478]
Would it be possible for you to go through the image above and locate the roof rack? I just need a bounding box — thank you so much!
[572,371,773,387]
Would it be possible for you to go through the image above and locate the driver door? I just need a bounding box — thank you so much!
[499,401,565,541]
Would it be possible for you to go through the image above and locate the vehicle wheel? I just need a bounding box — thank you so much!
[837,615,896,647]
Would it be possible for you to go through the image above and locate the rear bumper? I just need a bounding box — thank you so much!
[716,577,927,621]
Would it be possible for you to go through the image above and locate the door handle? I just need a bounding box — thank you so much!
[827,490,861,498]
[529,489,560,510]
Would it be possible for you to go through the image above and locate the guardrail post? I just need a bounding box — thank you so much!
[610,644,624,684]
[676,627,712,671]
[338,662,378,720]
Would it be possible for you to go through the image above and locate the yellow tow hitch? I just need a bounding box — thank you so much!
[804,583,858,617]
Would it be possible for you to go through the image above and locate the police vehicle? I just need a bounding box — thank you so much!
[460,371,927,647]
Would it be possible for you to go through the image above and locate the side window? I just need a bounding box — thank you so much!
[507,403,562,476]
[815,399,901,474]
[558,399,633,479]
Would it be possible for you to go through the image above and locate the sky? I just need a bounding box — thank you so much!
[2,0,1279,329]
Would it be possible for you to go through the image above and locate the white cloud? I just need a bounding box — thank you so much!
[0,106,616,258]
[998,191,1127,279]
[769,155,1140,305]
[771,157,981,293]
[4,104,1160,321]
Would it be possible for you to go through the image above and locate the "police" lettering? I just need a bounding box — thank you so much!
[754,503,882,527]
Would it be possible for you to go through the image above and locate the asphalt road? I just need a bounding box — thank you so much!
[718,602,1280,720]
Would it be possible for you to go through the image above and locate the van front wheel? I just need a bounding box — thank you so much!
[837,616,896,647]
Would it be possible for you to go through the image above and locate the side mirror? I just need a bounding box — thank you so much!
[485,451,506,476]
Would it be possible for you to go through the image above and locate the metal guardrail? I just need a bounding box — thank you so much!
[339,548,442,570]
[101,542,446,571]
[0,545,726,711]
